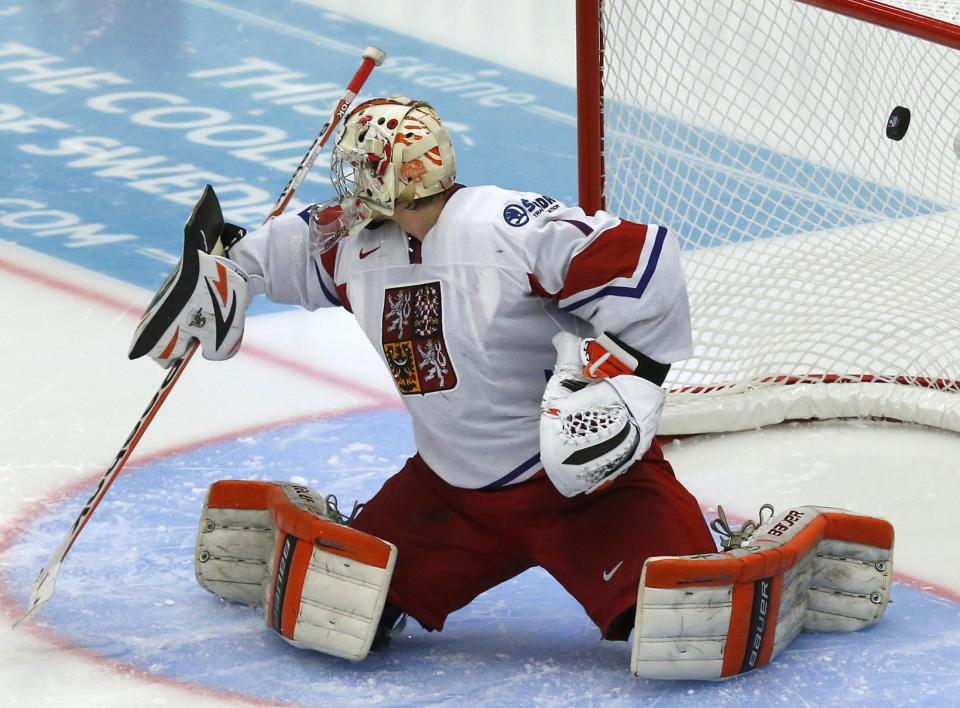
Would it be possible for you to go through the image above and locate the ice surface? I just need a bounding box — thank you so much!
[5,412,959,705]
[1,0,958,705]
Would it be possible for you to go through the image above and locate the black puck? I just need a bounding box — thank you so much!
[886,106,910,140]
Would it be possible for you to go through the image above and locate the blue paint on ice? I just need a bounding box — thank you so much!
[4,410,959,706]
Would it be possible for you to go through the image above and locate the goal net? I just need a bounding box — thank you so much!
[577,0,960,434]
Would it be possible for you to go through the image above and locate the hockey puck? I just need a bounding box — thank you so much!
[886,106,910,140]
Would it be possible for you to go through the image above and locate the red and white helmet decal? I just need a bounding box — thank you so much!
[331,97,456,234]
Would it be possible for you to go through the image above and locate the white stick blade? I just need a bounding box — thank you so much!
[12,562,61,629]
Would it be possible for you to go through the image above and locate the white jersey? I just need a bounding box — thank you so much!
[230,185,692,489]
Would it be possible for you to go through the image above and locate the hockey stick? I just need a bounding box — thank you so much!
[269,47,386,219]
[14,46,386,628]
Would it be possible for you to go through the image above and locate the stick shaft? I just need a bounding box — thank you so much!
[268,48,384,220]
[15,344,197,627]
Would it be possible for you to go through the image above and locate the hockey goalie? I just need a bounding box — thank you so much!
[129,96,894,678]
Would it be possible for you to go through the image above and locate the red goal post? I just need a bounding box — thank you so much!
[576,0,960,435]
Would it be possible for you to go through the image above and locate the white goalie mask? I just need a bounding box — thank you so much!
[331,97,456,237]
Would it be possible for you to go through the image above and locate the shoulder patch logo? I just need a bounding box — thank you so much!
[381,281,458,395]
[503,196,560,227]
[503,204,529,227]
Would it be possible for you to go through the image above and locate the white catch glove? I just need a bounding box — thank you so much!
[129,186,250,367]
[540,331,666,497]
[195,480,397,661]
[631,505,894,680]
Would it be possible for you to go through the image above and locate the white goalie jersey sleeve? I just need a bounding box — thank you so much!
[228,210,342,311]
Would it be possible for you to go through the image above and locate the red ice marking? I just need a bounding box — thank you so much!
[0,254,138,314]
[0,613,283,707]
[0,401,394,704]
[0,250,398,698]
[0,253,400,407]
[3,250,959,700]
[0,401,395,560]
[890,573,960,603]
[241,341,399,406]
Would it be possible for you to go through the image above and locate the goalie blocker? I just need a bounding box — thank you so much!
[128,185,251,368]
[194,480,397,661]
[631,505,894,680]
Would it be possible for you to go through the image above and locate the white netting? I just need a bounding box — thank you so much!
[560,405,629,442]
[883,1,960,23]
[596,0,960,433]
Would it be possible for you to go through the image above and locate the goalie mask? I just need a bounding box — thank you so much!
[331,97,456,239]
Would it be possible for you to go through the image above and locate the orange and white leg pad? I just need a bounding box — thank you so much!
[630,506,894,680]
[195,480,397,661]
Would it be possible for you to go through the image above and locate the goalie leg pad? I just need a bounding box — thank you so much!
[195,480,276,606]
[194,480,397,661]
[630,506,894,680]
[266,508,397,661]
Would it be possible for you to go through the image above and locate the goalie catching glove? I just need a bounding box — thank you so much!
[540,331,667,496]
[631,504,894,680]
[128,185,251,367]
[194,479,397,661]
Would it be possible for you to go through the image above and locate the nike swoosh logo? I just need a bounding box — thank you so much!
[602,560,624,582]
[359,246,381,259]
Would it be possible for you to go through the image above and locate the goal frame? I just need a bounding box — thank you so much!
[574,0,960,434]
